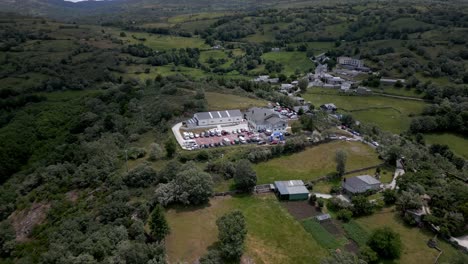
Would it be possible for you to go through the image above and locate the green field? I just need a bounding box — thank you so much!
[117,32,209,50]
[424,133,468,159]
[355,207,464,264]
[205,92,267,110]
[254,141,381,184]
[261,51,314,76]
[373,86,425,98]
[166,195,328,264]
[304,88,427,133]
[301,219,346,249]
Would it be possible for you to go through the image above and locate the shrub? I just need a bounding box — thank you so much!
[359,246,378,263]
[122,163,159,188]
[337,209,353,222]
[149,205,170,241]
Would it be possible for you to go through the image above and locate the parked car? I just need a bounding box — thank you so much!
[257,141,266,145]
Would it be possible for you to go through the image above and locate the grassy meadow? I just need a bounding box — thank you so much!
[304,88,427,133]
[205,92,267,110]
[424,133,468,159]
[261,51,314,76]
[354,207,463,264]
[254,141,381,184]
[165,194,328,264]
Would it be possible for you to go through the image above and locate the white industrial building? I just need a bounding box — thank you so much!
[185,109,243,128]
[338,57,364,68]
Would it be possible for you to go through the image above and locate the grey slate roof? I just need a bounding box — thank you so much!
[274,180,309,195]
[343,175,381,194]
[294,105,310,113]
[195,110,242,121]
[245,107,286,127]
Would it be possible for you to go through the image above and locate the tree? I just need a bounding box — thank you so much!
[383,189,397,205]
[341,114,355,127]
[155,164,214,206]
[0,220,15,257]
[148,143,163,161]
[216,210,247,260]
[368,227,402,259]
[351,195,374,216]
[234,160,257,193]
[149,205,170,241]
[298,78,308,93]
[164,138,176,158]
[123,163,158,188]
[337,209,353,222]
[395,191,422,213]
[335,150,347,176]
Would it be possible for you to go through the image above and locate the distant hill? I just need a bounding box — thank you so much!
[0,0,329,22]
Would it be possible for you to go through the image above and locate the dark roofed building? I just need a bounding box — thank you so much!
[342,175,381,195]
[274,180,309,200]
[186,109,242,128]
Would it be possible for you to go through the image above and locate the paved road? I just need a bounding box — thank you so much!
[171,122,188,150]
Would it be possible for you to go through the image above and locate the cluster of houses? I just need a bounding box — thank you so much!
[307,58,373,95]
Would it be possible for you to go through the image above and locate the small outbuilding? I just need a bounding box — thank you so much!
[315,213,332,223]
[274,180,309,201]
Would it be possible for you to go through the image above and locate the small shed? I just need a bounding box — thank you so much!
[316,213,331,223]
[274,180,309,201]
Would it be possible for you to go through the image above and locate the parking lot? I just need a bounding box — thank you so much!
[179,125,288,150]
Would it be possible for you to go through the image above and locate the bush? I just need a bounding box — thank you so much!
[359,246,378,263]
[327,197,351,212]
[351,195,374,216]
[122,163,158,188]
[127,147,146,160]
[148,143,163,161]
[368,227,402,259]
[337,209,353,222]
[383,189,397,205]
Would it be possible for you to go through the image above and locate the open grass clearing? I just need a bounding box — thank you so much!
[424,133,468,159]
[355,207,463,264]
[254,141,381,184]
[165,194,328,264]
[205,92,267,111]
[261,51,314,76]
[116,31,209,50]
[304,88,427,133]
[372,86,424,98]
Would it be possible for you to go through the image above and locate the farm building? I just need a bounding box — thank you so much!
[274,180,309,201]
[245,107,288,131]
[185,109,242,128]
[342,175,381,195]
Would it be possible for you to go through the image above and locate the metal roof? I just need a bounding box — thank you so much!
[274,180,309,195]
[343,175,381,194]
[316,214,331,221]
[194,110,242,121]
